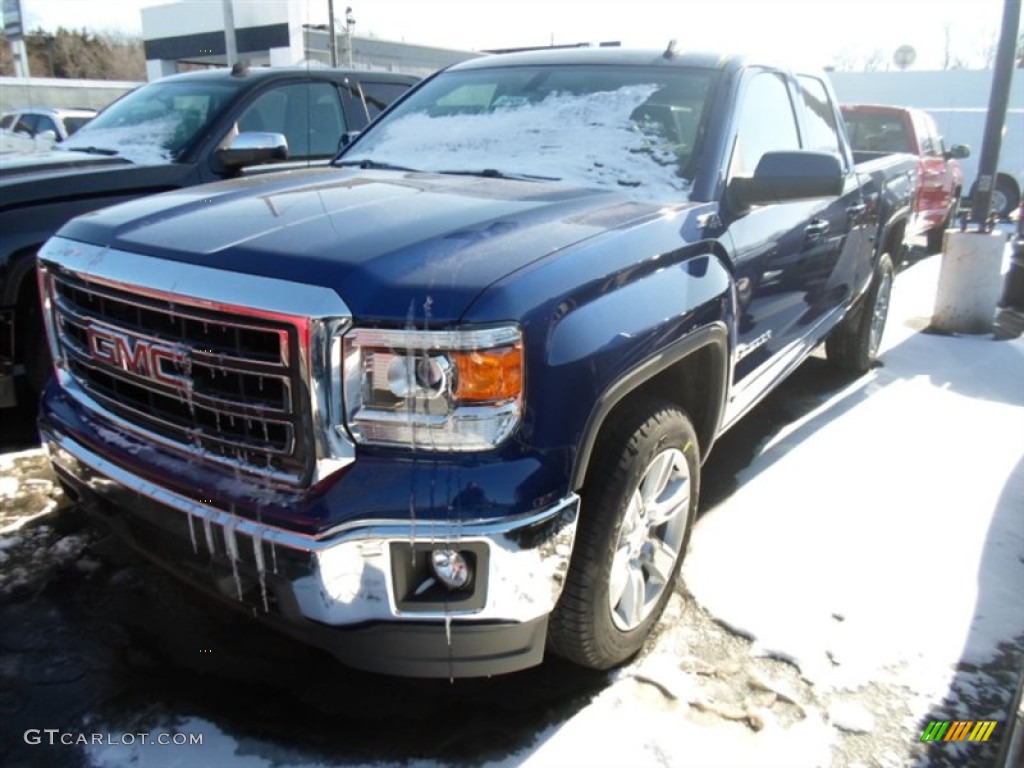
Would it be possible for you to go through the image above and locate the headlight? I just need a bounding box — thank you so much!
[342,326,523,450]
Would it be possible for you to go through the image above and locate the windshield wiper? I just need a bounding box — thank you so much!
[437,168,561,182]
[336,158,419,172]
[63,145,120,156]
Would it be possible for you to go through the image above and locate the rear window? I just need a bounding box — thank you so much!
[63,116,93,136]
[360,81,413,117]
[842,111,911,153]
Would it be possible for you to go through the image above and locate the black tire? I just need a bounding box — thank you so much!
[15,266,52,403]
[826,252,895,374]
[991,175,1020,220]
[970,175,1020,221]
[548,399,699,670]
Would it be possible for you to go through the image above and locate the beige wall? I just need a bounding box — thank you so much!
[0,77,140,114]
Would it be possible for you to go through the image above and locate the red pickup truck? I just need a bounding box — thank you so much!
[842,104,969,252]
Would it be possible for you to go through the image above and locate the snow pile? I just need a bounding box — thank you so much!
[0,526,91,594]
[350,86,693,205]
[0,448,63,533]
[504,671,835,768]
[683,253,1024,721]
[828,700,875,734]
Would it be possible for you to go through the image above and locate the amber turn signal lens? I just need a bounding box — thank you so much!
[453,344,522,402]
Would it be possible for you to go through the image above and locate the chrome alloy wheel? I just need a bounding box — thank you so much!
[868,268,893,358]
[608,447,691,631]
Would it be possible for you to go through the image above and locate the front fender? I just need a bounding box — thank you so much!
[465,206,734,487]
[570,320,729,490]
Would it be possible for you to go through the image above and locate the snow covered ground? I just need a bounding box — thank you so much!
[2,249,1022,767]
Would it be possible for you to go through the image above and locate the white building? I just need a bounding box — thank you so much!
[829,69,1023,214]
[141,0,477,81]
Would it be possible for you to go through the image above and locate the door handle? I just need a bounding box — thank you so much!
[846,202,867,217]
[804,218,830,236]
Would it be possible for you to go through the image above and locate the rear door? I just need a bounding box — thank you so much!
[793,75,872,325]
[723,69,861,396]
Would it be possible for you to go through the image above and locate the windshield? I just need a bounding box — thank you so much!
[62,80,239,163]
[338,64,714,204]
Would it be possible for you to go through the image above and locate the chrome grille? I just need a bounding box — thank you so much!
[49,270,311,485]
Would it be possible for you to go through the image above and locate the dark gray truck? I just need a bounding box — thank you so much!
[0,66,417,408]
[38,49,916,677]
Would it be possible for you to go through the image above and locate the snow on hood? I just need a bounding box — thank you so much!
[347,85,692,206]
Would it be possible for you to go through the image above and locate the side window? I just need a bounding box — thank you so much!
[359,81,411,119]
[35,115,58,136]
[796,75,843,160]
[0,114,14,130]
[237,82,347,161]
[917,113,941,157]
[13,114,37,135]
[729,72,800,178]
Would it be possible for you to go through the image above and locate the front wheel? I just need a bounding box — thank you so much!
[548,399,699,670]
[826,252,895,374]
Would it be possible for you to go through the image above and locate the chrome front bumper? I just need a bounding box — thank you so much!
[43,427,579,631]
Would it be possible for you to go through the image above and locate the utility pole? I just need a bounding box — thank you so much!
[328,0,337,66]
[932,0,1021,335]
[345,6,356,69]
[222,0,238,67]
[966,0,1021,228]
[3,0,30,77]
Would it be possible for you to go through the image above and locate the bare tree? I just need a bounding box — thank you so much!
[862,48,887,72]
[1,27,144,80]
[830,47,862,72]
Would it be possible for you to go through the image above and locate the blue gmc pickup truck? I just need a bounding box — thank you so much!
[36,49,916,677]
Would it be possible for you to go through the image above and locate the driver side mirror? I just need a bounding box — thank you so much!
[729,150,844,211]
[946,144,970,160]
[215,131,289,172]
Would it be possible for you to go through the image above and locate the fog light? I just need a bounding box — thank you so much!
[430,548,471,589]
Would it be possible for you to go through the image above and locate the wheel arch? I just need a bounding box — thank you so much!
[570,322,729,491]
[2,243,42,308]
[879,212,908,263]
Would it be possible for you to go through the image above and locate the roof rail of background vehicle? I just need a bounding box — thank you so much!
[449,47,741,71]
[446,47,838,80]
[150,67,420,83]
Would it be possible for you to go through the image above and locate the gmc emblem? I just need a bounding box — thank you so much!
[85,325,190,389]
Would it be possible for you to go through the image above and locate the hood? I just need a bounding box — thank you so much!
[0,149,167,210]
[58,168,672,322]
[0,148,130,177]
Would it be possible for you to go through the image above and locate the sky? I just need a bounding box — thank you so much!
[16,0,1019,71]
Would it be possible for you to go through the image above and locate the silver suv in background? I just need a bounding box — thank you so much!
[0,106,97,146]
